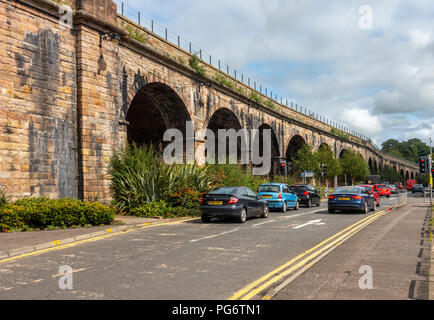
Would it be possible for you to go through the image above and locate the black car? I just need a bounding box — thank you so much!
[290,184,321,207]
[328,186,376,214]
[412,184,424,193]
[200,187,269,223]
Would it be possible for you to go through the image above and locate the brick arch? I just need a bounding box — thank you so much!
[124,81,192,148]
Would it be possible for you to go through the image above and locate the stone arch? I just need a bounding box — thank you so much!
[339,149,347,159]
[258,123,281,176]
[368,158,373,174]
[125,82,192,152]
[405,171,410,181]
[206,107,245,164]
[411,171,415,180]
[285,134,306,167]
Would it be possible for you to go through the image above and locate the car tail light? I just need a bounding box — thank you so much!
[304,191,309,196]
[278,192,282,199]
[200,196,204,205]
[329,195,336,200]
[228,197,239,204]
[352,196,363,200]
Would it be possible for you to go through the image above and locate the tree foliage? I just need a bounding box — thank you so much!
[339,150,370,184]
[381,138,430,162]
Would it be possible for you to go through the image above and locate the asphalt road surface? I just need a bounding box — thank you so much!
[0,194,422,299]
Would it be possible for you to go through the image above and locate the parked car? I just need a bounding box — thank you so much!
[374,184,391,198]
[387,184,398,194]
[257,183,299,212]
[200,187,269,223]
[412,184,424,193]
[406,180,417,191]
[394,182,404,190]
[291,184,321,208]
[359,184,380,207]
[328,186,376,214]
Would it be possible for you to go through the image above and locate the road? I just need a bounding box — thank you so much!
[0,194,427,299]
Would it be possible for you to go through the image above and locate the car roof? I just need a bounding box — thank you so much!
[260,183,286,186]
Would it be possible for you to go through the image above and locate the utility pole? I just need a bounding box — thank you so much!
[430,138,433,206]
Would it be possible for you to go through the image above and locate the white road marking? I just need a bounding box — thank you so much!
[252,220,276,227]
[189,228,240,243]
[293,219,325,229]
[52,268,87,278]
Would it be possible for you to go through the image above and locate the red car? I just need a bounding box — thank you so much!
[374,184,391,198]
[360,184,380,207]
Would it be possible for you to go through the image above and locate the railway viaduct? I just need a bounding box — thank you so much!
[0,0,419,201]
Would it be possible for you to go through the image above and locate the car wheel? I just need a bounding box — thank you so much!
[306,199,311,208]
[371,202,376,212]
[294,201,299,210]
[387,195,390,198]
[239,208,247,223]
[362,202,368,214]
[376,201,380,207]
[261,205,269,218]
[328,208,335,213]
[316,199,320,207]
[201,215,211,223]
[281,201,287,213]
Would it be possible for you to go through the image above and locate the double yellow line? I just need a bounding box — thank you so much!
[0,218,199,264]
[228,209,390,300]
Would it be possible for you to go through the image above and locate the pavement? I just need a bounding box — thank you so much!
[272,201,433,300]
[0,215,183,259]
[0,196,407,299]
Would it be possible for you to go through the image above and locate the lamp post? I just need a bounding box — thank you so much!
[430,138,432,206]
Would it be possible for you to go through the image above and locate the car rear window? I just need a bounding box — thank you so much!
[257,185,280,193]
[209,187,240,195]
[414,184,423,187]
[291,186,308,192]
[334,187,362,195]
[376,185,387,189]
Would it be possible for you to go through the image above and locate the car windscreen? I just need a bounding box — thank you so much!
[257,185,280,193]
[414,184,423,187]
[291,186,308,192]
[333,187,362,195]
[376,185,387,189]
[208,187,240,195]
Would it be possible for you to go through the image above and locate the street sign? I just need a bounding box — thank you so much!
[301,171,314,178]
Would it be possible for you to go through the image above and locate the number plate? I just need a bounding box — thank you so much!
[338,197,350,201]
[208,201,223,205]
[262,195,272,198]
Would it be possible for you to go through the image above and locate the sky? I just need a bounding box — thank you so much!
[118,0,434,147]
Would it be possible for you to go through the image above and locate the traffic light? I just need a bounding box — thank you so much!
[320,164,327,178]
[419,156,427,173]
[279,160,287,177]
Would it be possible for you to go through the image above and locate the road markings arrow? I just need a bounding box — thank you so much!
[293,219,325,229]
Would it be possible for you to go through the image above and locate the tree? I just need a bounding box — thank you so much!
[339,150,370,185]
[315,144,342,184]
[292,144,319,175]
[381,138,430,162]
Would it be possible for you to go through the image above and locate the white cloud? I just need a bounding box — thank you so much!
[122,0,434,145]
[340,108,383,136]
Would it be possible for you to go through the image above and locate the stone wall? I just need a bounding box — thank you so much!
[0,0,78,200]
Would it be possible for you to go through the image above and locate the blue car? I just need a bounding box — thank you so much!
[328,186,376,214]
[257,183,299,212]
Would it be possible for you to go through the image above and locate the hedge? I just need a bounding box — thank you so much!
[0,198,116,232]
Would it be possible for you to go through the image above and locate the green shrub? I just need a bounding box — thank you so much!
[110,144,211,214]
[189,55,206,77]
[130,200,193,218]
[214,74,234,89]
[0,198,116,232]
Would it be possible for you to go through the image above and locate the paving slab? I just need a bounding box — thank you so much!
[273,203,432,300]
